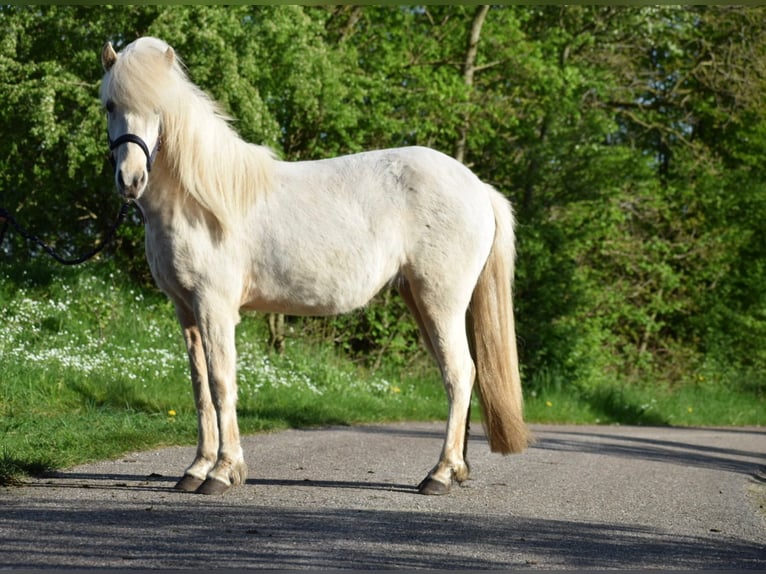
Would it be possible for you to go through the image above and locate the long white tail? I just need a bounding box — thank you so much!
[468,188,529,453]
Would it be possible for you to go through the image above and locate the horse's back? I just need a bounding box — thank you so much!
[274,145,494,238]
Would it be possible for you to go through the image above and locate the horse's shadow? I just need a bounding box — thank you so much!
[27,471,416,495]
[249,477,416,494]
[25,471,176,493]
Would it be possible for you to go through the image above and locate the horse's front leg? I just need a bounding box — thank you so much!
[195,306,247,495]
[174,305,219,492]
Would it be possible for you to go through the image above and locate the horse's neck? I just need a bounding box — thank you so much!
[140,167,220,236]
[161,97,269,235]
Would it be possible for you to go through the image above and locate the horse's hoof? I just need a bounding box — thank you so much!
[174,475,204,492]
[417,475,451,495]
[196,477,231,495]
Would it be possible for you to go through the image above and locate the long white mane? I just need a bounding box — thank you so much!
[100,37,274,231]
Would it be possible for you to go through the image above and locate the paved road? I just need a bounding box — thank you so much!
[1,423,764,569]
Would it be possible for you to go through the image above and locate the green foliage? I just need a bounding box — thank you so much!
[1,6,765,407]
[295,289,424,372]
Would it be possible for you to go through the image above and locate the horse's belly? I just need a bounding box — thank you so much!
[243,243,401,316]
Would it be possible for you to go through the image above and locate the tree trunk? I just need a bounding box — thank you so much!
[454,5,490,164]
[267,312,285,354]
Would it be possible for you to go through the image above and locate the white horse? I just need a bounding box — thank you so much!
[100,37,528,495]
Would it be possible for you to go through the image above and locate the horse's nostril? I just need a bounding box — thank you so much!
[116,169,146,198]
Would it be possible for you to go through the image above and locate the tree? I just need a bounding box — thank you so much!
[2,6,764,387]
[0,7,160,265]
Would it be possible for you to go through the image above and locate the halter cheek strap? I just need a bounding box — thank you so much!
[108,132,161,172]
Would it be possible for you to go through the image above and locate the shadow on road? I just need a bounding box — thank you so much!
[1,499,764,569]
[26,470,417,495]
[3,423,765,569]
[536,428,765,476]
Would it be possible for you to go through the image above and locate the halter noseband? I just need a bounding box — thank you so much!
[108,132,161,172]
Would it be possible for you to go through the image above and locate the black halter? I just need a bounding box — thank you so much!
[108,132,161,172]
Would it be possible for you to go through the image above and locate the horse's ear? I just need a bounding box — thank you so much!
[102,42,118,72]
[164,46,175,68]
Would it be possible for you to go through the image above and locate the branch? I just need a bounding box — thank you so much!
[454,5,489,164]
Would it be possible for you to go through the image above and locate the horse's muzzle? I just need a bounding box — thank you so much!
[117,168,147,200]
[108,131,160,200]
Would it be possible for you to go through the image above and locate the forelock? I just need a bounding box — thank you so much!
[100,37,183,115]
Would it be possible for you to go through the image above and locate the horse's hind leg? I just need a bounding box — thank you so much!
[173,304,218,492]
[398,280,436,359]
[400,279,474,495]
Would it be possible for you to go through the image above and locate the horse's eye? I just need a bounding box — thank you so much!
[105,100,115,113]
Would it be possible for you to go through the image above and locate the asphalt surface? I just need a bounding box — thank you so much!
[1,422,764,570]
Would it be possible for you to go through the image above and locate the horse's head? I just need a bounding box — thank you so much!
[100,38,174,201]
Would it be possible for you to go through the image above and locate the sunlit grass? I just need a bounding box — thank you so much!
[523,379,765,427]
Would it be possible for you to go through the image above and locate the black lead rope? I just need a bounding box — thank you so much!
[0,202,136,266]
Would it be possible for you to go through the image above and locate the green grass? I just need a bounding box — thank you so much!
[1,262,763,486]
[524,382,765,427]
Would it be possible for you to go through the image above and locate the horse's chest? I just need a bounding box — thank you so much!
[144,227,216,295]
